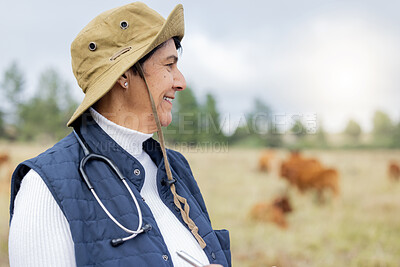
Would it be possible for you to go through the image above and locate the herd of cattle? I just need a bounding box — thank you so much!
[250,149,400,229]
[0,150,400,229]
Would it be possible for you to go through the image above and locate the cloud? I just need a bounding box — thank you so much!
[179,9,400,133]
[181,32,258,89]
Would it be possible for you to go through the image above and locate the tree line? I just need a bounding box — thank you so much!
[1,62,399,148]
[0,62,77,141]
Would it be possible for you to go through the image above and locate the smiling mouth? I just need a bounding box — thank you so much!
[163,96,173,104]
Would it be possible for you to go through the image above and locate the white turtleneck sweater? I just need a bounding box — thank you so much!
[9,108,209,267]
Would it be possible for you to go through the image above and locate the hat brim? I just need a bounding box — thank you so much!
[67,4,184,127]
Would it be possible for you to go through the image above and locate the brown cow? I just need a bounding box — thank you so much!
[310,168,340,202]
[249,196,293,228]
[288,158,322,191]
[0,152,12,195]
[258,150,275,172]
[272,196,293,213]
[0,153,9,166]
[280,152,339,203]
[388,162,400,181]
[280,151,321,185]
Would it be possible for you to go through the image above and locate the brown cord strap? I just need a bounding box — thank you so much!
[135,63,207,249]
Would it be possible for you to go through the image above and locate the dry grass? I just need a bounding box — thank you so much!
[185,148,400,267]
[0,142,400,266]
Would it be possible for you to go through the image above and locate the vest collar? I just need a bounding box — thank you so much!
[77,111,165,190]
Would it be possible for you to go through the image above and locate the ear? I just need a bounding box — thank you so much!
[116,69,132,89]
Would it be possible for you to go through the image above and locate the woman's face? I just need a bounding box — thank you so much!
[126,38,186,129]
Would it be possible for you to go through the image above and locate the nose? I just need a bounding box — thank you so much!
[173,68,186,91]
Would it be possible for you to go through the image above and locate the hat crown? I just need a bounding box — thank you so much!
[71,2,164,93]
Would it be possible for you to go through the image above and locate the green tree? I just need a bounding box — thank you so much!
[1,61,24,107]
[373,111,393,135]
[253,99,283,147]
[229,98,282,147]
[18,68,77,141]
[249,99,271,134]
[289,117,307,139]
[199,93,225,143]
[165,87,200,144]
[391,120,400,148]
[0,61,25,137]
[315,122,328,147]
[229,99,265,146]
[228,113,252,145]
[0,110,5,138]
[344,119,362,143]
[372,110,394,147]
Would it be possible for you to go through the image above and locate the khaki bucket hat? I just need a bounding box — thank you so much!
[67,2,184,126]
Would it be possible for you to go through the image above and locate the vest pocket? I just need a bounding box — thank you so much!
[214,229,231,267]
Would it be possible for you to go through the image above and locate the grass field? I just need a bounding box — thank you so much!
[0,142,400,266]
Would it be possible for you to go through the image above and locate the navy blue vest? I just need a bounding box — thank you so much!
[10,115,231,267]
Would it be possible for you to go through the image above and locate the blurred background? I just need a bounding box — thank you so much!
[1,0,400,266]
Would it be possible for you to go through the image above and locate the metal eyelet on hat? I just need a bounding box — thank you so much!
[120,21,129,29]
[88,42,97,51]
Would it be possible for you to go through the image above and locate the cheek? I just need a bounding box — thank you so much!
[148,72,171,92]
[156,75,173,97]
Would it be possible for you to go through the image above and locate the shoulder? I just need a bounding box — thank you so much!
[11,133,81,209]
[167,148,190,167]
[28,132,80,168]
[10,132,83,219]
[12,132,79,180]
[167,148,195,180]
[166,148,201,191]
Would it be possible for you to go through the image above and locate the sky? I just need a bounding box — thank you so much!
[1,0,399,133]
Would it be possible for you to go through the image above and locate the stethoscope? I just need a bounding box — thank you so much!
[73,128,152,247]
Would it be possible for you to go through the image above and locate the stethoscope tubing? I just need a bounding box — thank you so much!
[73,129,146,246]
[90,180,143,235]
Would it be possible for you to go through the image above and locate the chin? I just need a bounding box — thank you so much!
[160,113,172,127]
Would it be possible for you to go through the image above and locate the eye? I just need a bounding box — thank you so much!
[165,63,175,70]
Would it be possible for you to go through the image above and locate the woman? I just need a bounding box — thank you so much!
[9,2,231,266]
